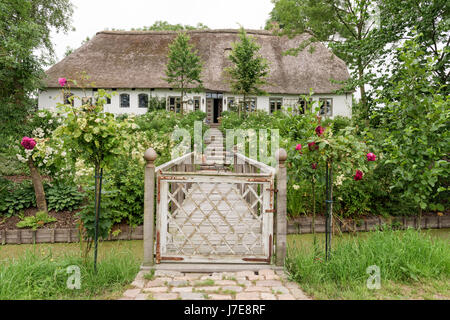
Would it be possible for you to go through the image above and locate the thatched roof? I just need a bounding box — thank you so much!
[44,29,350,94]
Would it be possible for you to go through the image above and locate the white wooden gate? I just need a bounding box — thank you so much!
[155,154,275,264]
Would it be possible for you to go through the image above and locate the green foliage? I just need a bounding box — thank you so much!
[376,39,449,212]
[165,32,203,113]
[224,28,270,115]
[0,0,73,135]
[46,183,85,212]
[0,248,140,300]
[16,211,57,230]
[0,181,36,216]
[286,228,450,299]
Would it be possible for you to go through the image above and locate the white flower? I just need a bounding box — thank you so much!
[38,111,46,118]
[32,128,45,138]
[335,174,345,186]
[292,184,300,190]
[95,118,102,123]
[16,154,27,163]
[61,151,67,157]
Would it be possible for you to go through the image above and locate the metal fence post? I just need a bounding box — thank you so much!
[143,148,157,266]
[276,148,287,266]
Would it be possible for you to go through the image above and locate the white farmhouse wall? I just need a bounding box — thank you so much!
[38,88,352,119]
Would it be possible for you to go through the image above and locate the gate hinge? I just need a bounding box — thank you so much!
[265,209,276,213]
[266,188,278,193]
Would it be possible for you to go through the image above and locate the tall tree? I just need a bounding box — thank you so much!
[164,32,203,114]
[266,0,397,120]
[0,0,73,133]
[224,28,270,117]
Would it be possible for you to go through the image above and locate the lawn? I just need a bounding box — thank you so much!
[0,229,448,300]
[286,228,450,300]
[0,241,142,300]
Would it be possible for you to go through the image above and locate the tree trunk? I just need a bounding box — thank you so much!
[28,158,47,212]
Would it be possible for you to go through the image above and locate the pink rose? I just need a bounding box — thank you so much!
[315,126,324,136]
[308,141,319,151]
[354,170,363,181]
[295,144,302,151]
[367,152,376,161]
[311,163,318,170]
[58,77,67,87]
[21,137,36,150]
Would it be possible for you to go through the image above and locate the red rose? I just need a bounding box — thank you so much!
[308,141,319,151]
[311,163,318,170]
[21,137,36,150]
[366,153,376,161]
[354,170,363,181]
[295,144,302,151]
[315,126,324,136]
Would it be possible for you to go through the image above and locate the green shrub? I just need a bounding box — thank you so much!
[0,181,36,216]
[46,183,85,212]
[16,211,57,230]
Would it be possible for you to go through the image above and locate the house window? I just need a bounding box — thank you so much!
[120,94,130,108]
[193,96,201,111]
[106,96,111,104]
[238,97,257,112]
[81,97,92,106]
[283,98,300,113]
[168,96,181,113]
[269,98,283,113]
[138,93,149,108]
[64,93,74,107]
[319,98,333,117]
[227,97,237,112]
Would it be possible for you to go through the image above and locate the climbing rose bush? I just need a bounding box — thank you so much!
[354,170,364,181]
[58,77,67,87]
[366,152,376,161]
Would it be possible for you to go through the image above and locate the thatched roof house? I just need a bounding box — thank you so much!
[39,29,352,120]
[44,29,349,94]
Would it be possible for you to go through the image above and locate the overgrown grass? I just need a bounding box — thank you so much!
[0,246,140,300]
[286,228,450,299]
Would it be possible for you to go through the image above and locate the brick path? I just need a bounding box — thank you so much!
[119,269,311,300]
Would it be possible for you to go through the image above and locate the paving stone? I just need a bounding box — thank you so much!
[237,280,251,287]
[265,274,281,280]
[245,286,271,293]
[248,275,265,281]
[222,286,243,293]
[155,270,183,277]
[209,294,233,300]
[236,271,255,278]
[131,279,145,289]
[145,279,167,288]
[172,287,193,293]
[236,292,260,300]
[261,293,277,300]
[258,269,275,277]
[277,293,295,300]
[152,293,179,300]
[255,280,283,287]
[272,286,290,294]
[174,276,195,281]
[285,282,301,289]
[180,292,205,300]
[155,277,173,282]
[193,286,221,293]
[183,273,204,280]
[215,280,237,286]
[169,280,189,287]
[289,288,310,300]
[123,289,141,298]
[143,287,168,293]
[135,271,147,280]
[135,293,149,300]
[214,272,236,279]
[200,275,222,281]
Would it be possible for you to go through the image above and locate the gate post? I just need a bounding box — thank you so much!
[143,148,157,266]
[276,149,287,266]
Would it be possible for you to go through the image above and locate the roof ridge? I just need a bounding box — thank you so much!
[96,29,276,36]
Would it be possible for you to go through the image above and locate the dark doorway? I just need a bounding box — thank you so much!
[213,99,222,123]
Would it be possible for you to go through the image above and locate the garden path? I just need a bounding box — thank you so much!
[119,268,311,300]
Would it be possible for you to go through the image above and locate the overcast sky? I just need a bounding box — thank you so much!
[50,0,274,62]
